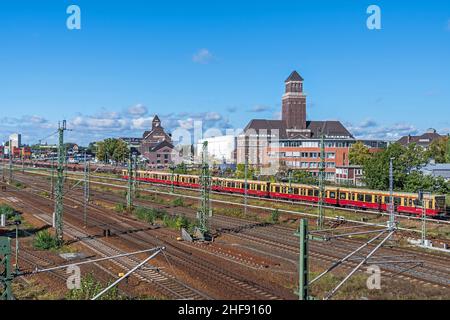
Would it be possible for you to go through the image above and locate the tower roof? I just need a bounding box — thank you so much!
[153,115,161,122]
[285,70,304,82]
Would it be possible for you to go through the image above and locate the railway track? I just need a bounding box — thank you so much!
[6,171,450,293]
[8,164,449,226]
[1,178,289,300]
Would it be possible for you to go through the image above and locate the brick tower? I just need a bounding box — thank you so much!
[282,70,307,130]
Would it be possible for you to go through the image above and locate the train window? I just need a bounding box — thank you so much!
[275,186,280,193]
[357,194,364,202]
[340,192,347,200]
[384,196,390,204]
[329,192,336,199]
[394,197,401,205]
[314,190,319,197]
[364,194,372,202]
[374,196,380,203]
[293,187,299,195]
[307,189,313,196]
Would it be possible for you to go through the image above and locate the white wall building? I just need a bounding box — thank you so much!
[9,133,21,149]
[196,135,236,164]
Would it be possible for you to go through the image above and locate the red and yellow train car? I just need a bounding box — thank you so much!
[269,182,339,205]
[211,178,269,197]
[124,169,447,218]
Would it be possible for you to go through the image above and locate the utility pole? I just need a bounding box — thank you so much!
[419,190,430,246]
[170,164,176,193]
[83,152,89,227]
[54,120,68,246]
[126,152,133,211]
[317,133,325,230]
[288,169,293,194]
[388,157,395,229]
[294,219,309,300]
[0,237,13,300]
[8,154,12,184]
[244,155,248,217]
[50,158,55,199]
[196,141,211,238]
[133,154,138,195]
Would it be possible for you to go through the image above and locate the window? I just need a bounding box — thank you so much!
[157,154,161,158]
[364,194,373,202]
[357,194,364,202]
[164,154,169,159]
[329,191,336,199]
[340,192,347,200]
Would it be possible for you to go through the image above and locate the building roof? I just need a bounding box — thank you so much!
[420,163,450,179]
[285,70,303,82]
[243,119,287,138]
[152,115,161,123]
[397,130,443,147]
[242,119,354,140]
[150,140,174,152]
[305,121,354,139]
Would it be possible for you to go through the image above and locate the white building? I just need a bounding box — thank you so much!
[9,133,21,149]
[196,135,236,164]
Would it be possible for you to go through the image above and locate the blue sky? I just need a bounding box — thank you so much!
[0,0,449,145]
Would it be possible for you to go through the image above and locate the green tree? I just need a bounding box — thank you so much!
[174,162,188,174]
[425,136,450,163]
[404,171,450,194]
[349,141,372,165]
[292,170,318,185]
[235,163,255,179]
[96,138,129,164]
[363,143,410,190]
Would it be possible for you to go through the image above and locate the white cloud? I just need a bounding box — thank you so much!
[345,120,419,140]
[127,104,148,117]
[249,104,271,113]
[192,48,214,64]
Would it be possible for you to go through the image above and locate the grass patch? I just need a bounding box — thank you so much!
[12,279,59,300]
[132,206,196,231]
[172,197,185,207]
[33,230,59,250]
[114,203,127,213]
[13,181,25,189]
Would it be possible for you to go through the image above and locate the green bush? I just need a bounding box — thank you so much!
[269,209,280,224]
[66,273,123,300]
[0,204,15,220]
[33,230,58,250]
[114,203,126,213]
[172,197,185,207]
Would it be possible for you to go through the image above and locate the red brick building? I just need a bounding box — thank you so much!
[239,70,386,181]
[139,115,174,168]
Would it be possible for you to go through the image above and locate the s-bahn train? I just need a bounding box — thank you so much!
[122,170,447,218]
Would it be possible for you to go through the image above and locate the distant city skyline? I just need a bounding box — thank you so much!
[1,0,449,145]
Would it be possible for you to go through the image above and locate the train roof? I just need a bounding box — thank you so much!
[212,177,268,184]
